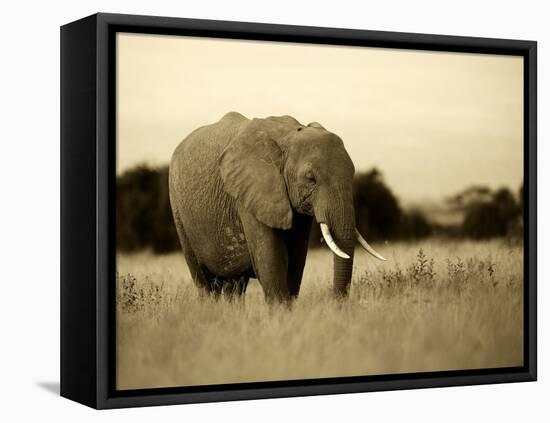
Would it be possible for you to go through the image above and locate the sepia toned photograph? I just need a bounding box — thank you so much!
[115,32,524,391]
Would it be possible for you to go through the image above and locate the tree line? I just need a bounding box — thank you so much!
[116,165,523,253]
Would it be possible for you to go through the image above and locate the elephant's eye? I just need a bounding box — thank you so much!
[305,171,316,183]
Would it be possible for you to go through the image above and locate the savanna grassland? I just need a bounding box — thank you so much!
[116,240,523,390]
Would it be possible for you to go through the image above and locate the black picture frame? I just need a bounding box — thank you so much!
[60,12,537,409]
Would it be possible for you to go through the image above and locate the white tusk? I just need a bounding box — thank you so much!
[355,228,387,261]
[320,223,350,259]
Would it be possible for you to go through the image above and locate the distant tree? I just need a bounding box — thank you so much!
[116,165,179,253]
[447,185,492,210]
[400,209,432,240]
[150,167,180,253]
[460,186,521,239]
[494,187,519,223]
[353,168,402,241]
[462,202,502,239]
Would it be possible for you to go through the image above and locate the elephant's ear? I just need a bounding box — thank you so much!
[219,127,293,230]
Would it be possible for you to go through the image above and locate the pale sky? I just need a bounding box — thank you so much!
[117,33,523,202]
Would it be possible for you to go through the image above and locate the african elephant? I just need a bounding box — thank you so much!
[169,112,385,302]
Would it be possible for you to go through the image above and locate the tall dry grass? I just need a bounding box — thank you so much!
[116,239,523,390]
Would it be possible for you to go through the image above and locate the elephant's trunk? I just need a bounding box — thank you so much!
[331,231,355,296]
[315,195,356,296]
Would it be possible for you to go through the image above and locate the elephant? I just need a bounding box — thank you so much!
[169,112,385,302]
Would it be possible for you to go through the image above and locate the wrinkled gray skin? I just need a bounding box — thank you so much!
[169,112,356,302]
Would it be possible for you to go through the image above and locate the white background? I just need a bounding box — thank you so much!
[1,0,547,421]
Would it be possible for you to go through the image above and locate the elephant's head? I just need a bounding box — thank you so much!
[219,116,385,296]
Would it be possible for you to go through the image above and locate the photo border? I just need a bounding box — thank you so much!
[61,13,537,409]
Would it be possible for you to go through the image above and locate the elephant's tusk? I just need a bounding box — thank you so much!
[320,223,350,259]
[355,228,387,261]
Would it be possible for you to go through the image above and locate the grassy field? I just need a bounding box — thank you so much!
[116,239,523,390]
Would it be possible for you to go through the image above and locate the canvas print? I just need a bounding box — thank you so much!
[115,33,524,390]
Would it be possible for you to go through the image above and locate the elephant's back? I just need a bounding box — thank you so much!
[169,112,247,198]
[168,113,249,272]
[172,112,246,166]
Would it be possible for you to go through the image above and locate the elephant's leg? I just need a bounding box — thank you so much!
[208,275,248,301]
[206,274,224,299]
[173,211,211,297]
[285,213,313,298]
[239,209,290,303]
[221,276,249,301]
